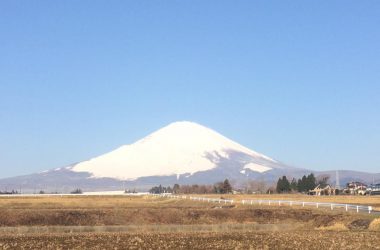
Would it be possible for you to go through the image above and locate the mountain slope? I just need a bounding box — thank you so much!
[70,121,282,180]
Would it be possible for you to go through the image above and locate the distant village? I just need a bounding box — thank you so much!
[274,173,380,196]
[309,181,380,196]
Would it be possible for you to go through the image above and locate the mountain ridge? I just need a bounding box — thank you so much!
[0,121,379,192]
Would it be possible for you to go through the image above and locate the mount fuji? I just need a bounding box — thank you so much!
[1,121,379,192]
[71,121,284,180]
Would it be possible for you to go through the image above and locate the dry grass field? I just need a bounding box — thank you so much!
[0,194,379,249]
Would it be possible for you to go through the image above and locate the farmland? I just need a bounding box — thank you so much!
[0,194,379,249]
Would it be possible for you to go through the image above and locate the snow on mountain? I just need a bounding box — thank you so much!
[71,121,277,180]
[243,163,272,173]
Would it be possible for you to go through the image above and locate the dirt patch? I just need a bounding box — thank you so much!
[211,205,236,209]
[348,219,371,230]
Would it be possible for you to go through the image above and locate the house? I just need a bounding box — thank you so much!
[343,182,367,195]
[368,183,380,195]
[309,184,337,196]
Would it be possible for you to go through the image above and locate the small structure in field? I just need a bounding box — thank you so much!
[309,184,337,196]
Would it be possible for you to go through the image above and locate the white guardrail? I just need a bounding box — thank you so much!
[151,194,378,215]
[241,199,374,214]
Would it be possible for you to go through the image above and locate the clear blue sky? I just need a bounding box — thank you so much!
[1,1,379,178]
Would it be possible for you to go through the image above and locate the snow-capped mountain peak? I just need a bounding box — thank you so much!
[71,121,277,180]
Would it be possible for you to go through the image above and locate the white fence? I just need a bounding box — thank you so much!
[151,194,378,215]
[241,199,374,214]
[151,193,234,205]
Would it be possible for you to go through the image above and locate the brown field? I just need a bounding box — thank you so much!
[0,194,379,249]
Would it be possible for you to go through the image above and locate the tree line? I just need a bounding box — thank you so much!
[0,190,19,195]
[149,174,330,195]
[149,179,233,194]
[276,173,330,193]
